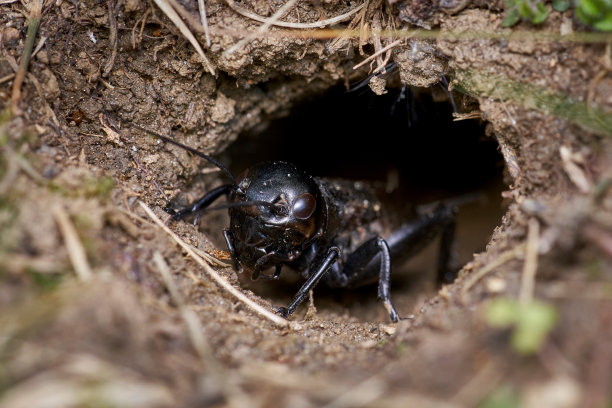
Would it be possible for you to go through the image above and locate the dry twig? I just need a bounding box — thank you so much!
[53,205,94,282]
[452,111,482,121]
[0,74,16,84]
[560,145,592,193]
[139,201,289,327]
[461,243,526,294]
[352,38,402,70]
[102,0,118,77]
[131,9,149,48]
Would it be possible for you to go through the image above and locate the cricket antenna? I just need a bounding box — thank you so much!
[197,200,277,213]
[133,125,236,185]
[166,200,278,221]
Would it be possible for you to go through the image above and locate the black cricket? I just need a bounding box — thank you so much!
[136,126,458,322]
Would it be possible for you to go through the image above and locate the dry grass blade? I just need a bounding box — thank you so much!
[224,0,299,56]
[102,0,118,77]
[151,0,215,75]
[14,149,47,184]
[190,245,231,267]
[519,218,540,303]
[10,0,43,115]
[153,252,213,360]
[53,205,94,282]
[560,146,591,193]
[30,35,47,60]
[352,38,402,70]
[154,252,253,407]
[139,201,289,327]
[164,0,205,33]
[211,26,612,43]
[583,223,612,259]
[224,0,366,30]
[198,0,211,47]
[0,73,16,84]
[322,375,387,408]
[451,360,502,406]
[0,146,20,195]
[461,243,525,294]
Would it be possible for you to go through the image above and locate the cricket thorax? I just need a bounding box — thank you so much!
[318,178,385,255]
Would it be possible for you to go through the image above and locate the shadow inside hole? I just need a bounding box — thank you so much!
[223,84,503,197]
[221,84,507,322]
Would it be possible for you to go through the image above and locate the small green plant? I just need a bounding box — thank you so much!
[479,386,520,408]
[503,0,549,27]
[503,0,574,27]
[485,297,558,354]
[27,270,64,291]
[575,0,612,31]
[552,0,572,12]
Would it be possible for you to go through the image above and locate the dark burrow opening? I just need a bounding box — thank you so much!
[218,83,508,322]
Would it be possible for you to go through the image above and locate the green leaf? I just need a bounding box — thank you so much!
[485,297,518,327]
[575,0,612,30]
[593,11,612,30]
[512,301,557,353]
[578,0,605,19]
[532,2,549,23]
[485,298,558,355]
[517,1,534,17]
[502,7,521,26]
[531,3,548,24]
[552,0,570,11]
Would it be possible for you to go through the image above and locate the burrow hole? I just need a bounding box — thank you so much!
[218,83,507,322]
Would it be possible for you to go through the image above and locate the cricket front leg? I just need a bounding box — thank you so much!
[166,184,233,224]
[276,247,340,318]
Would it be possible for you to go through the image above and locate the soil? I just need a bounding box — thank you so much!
[1,0,612,407]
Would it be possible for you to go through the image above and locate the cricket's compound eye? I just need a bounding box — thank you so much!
[292,193,316,220]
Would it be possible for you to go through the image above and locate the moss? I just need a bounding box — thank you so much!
[83,175,115,198]
[479,386,520,408]
[48,175,115,199]
[0,197,17,250]
[27,269,64,291]
[456,68,612,136]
